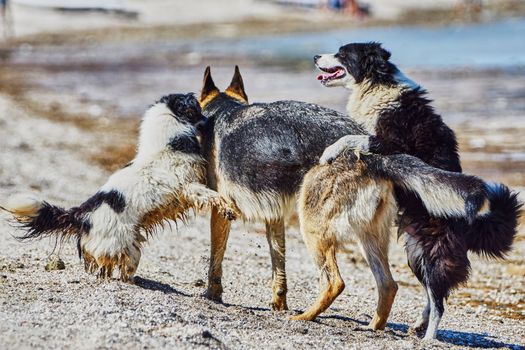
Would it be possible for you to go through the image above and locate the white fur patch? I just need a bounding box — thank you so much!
[135,102,195,165]
[82,202,141,260]
[315,54,355,88]
[320,135,370,165]
[344,68,419,134]
[3,193,43,216]
[331,181,396,244]
[424,286,443,340]
[217,178,296,222]
[400,175,470,218]
[347,81,405,134]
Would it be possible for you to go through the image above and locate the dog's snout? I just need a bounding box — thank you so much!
[313,55,321,63]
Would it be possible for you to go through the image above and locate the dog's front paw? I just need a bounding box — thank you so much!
[218,199,241,221]
[320,135,370,165]
[320,142,346,165]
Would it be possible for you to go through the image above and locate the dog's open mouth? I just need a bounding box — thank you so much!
[317,66,346,84]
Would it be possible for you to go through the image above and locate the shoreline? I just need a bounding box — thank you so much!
[3,1,525,47]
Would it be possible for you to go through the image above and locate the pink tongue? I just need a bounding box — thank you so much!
[317,73,334,81]
[317,70,342,81]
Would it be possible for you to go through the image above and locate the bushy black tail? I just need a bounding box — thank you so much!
[1,194,87,242]
[466,183,522,259]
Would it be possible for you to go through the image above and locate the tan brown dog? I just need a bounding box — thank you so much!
[292,149,494,331]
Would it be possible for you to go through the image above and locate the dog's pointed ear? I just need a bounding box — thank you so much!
[200,66,219,107]
[225,65,248,104]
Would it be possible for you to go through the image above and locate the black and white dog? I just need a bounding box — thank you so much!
[314,42,522,339]
[3,94,238,282]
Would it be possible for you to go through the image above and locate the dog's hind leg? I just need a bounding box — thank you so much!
[357,229,398,330]
[355,193,398,331]
[265,218,288,311]
[424,287,445,341]
[418,222,470,340]
[412,287,430,333]
[422,250,469,340]
[204,207,232,302]
[290,229,344,321]
[404,233,431,333]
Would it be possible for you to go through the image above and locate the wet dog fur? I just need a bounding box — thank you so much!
[3,94,238,283]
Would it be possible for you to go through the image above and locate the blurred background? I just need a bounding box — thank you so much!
[0,0,524,193]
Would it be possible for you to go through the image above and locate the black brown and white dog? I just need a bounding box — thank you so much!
[2,93,238,282]
[198,66,366,311]
[313,42,522,339]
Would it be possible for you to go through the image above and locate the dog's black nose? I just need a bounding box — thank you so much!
[313,55,321,63]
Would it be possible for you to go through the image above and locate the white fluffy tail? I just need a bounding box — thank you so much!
[2,193,43,218]
[2,193,86,242]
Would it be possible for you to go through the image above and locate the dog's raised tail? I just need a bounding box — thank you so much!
[2,193,43,218]
[363,153,488,222]
[1,193,86,241]
[465,183,522,259]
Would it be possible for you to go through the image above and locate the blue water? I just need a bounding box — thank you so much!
[8,17,525,120]
[191,18,525,69]
[12,18,525,71]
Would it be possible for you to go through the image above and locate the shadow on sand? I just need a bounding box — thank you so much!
[133,277,273,314]
[435,329,523,349]
[320,314,522,349]
[222,302,273,313]
[133,276,191,297]
[130,281,523,349]
[387,322,522,349]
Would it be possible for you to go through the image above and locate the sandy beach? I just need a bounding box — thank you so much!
[0,89,523,349]
[1,1,524,349]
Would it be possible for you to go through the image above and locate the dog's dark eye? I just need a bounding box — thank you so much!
[338,51,346,58]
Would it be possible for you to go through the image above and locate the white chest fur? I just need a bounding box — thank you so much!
[347,71,418,135]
